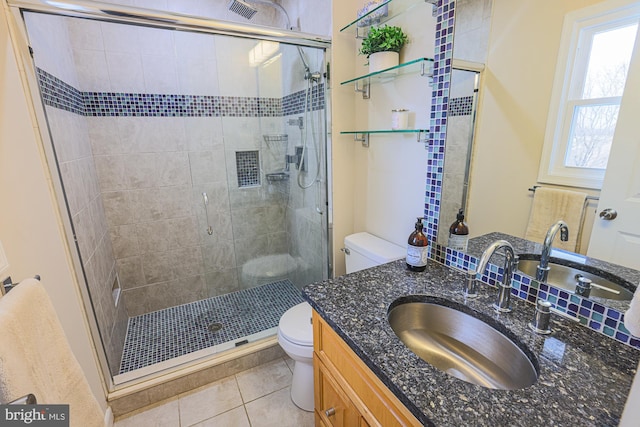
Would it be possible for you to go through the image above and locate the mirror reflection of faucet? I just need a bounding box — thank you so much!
[536,220,569,282]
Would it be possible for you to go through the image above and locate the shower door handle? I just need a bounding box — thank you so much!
[202,192,213,235]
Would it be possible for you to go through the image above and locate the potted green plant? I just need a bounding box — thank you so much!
[359,25,408,73]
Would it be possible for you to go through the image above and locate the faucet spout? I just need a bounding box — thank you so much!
[476,240,517,313]
[536,220,569,282]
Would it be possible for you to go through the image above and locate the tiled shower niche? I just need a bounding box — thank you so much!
[236,151,261,188]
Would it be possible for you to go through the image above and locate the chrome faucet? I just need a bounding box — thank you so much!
[536,220,569,282]
[476,240,517,313]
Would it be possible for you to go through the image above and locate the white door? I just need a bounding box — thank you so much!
[588,29,640,270]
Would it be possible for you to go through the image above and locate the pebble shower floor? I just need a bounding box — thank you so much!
[119,280,304,374]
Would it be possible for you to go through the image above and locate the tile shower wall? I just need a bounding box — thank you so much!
[36,17,327,319]
[24,13,128,376]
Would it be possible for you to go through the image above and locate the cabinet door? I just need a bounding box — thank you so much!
[315,356,360,427]
[313,311,422,427]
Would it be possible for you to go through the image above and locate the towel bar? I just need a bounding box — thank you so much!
[528,186,599,201]
[1,275,40,296]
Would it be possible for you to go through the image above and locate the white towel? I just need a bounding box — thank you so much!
[624,286,640,337]
[0,278,103,427]
[524,187,588,252]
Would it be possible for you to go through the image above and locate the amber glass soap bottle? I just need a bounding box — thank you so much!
[406,217,429,272]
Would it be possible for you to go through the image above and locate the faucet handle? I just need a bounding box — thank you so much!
[575,276,593,297]
[529,299,580,335]
[529,299,552,334]
[464,270,478,298]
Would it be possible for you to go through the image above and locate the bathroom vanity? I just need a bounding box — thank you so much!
[303,260,640,426]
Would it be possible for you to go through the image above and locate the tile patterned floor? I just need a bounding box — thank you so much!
[120,280,304,373]
[114,358,314,427]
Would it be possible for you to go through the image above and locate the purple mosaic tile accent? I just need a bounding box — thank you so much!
[449,95,473,116]
[37,67,324,118]
[425,0,455,244]
[283,84,325,116]
[434,242,640,351]
[36,68,85,115]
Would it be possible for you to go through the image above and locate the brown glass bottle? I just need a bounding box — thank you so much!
[406,217,429,272]
[448,209,469,251]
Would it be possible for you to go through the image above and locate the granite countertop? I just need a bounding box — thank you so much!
[302,260,640,426]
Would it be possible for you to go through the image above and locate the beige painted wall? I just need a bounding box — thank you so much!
[329,0,357,276]
[0,3,107,411]
[467,0,602,251]
[331,1,436,275]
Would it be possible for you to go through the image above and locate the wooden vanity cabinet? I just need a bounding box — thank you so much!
[312,310,421,427]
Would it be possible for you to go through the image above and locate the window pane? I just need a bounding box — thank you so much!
[565,104,619,169]
[582,23,638,99]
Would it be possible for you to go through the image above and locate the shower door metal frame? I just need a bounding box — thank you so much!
[7,0,331,48]
[7,0,332,393]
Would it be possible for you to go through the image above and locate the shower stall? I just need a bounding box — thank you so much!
[15,1,330,383]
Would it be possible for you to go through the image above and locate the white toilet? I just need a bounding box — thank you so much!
[343,232,405,273]
[277,232,405,411]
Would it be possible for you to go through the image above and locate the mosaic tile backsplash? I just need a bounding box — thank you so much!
[119,279,304,374]
[432,243,640,351]
[37,68,325,118]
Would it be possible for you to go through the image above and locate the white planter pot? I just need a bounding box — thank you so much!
[368,51,399,74]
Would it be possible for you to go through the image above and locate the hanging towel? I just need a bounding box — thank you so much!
[624,285,640,337]
[0,278,103,427]
[524,187,588,252]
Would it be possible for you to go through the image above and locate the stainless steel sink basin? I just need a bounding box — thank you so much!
[388,297,538,390]
[517,258,633,301]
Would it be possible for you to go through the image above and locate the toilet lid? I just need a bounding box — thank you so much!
[279,302,313,346]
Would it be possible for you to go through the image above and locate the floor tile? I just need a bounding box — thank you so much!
[178,376,243,426]
[284,356,295,373]
[114,399,179,427]
[236,358,293,402]
[189,406,250,427]
[120,280,303,373]
[245,387,314,427]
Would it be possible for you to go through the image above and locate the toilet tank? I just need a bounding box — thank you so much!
[344,232,405,274]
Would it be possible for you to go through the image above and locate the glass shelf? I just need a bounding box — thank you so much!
[341,129,429,147]
[340,57,433,86]
[339,0,428,34]
[341,129,428,135]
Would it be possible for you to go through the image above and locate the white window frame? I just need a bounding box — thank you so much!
[538,0,640,189]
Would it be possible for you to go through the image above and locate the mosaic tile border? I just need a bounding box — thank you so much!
[425,0,455,244]
[432,243,640,351]
[36,68,85,115]
[119,279,304,374]
[37,68,325,118]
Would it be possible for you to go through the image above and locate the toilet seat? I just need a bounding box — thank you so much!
[278,302,313,346]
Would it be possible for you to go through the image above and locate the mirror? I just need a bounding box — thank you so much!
[440,0,640,311]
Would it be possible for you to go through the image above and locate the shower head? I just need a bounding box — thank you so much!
[228,0,258,20]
